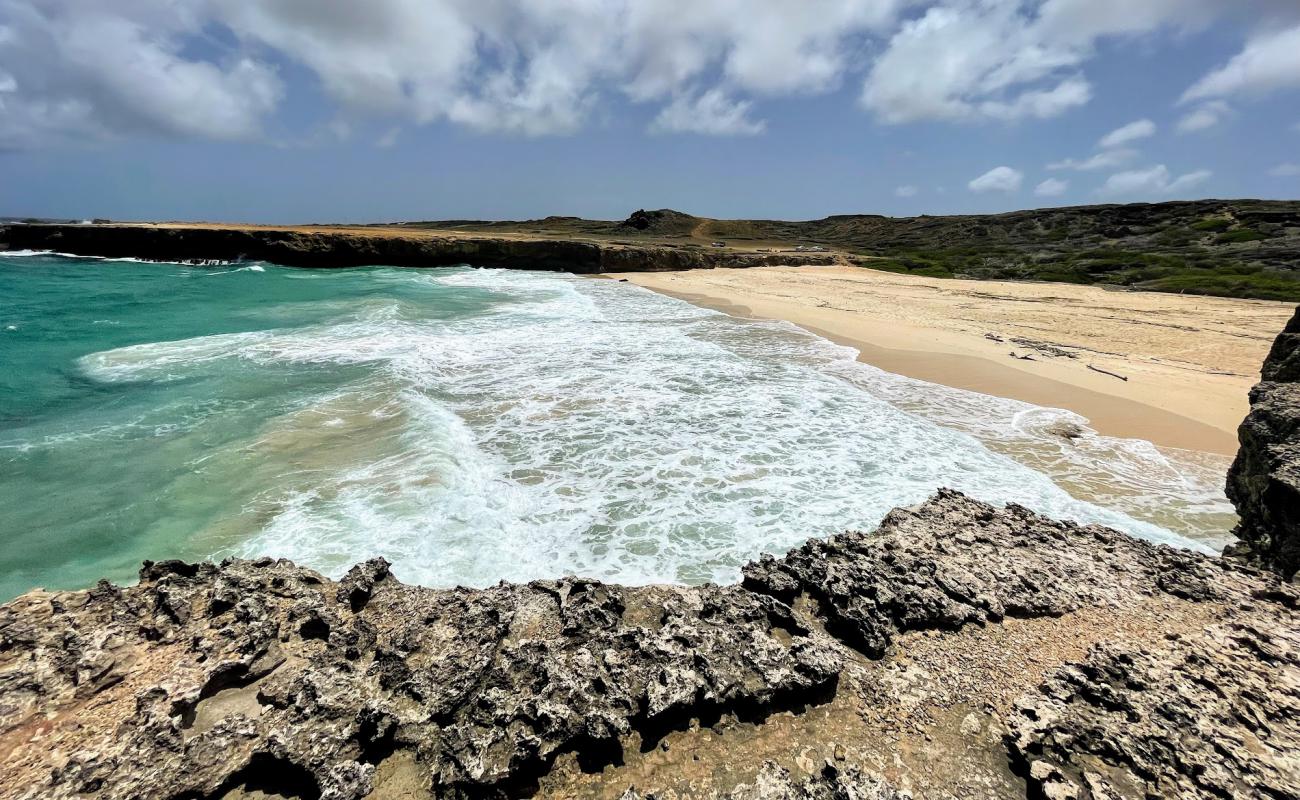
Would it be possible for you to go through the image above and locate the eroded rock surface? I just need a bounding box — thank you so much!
[1227,305,1300,580]
[2,491,1297,800]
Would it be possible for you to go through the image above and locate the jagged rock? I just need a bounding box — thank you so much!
[1006,595,1300,798]
[3,491,1297,799]
[1226,305,1300,579]
[742,489,1247,658]
[0,557,840,799]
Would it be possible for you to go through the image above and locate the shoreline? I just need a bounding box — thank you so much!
[608,266,1297,455]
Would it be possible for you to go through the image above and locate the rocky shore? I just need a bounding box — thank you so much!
[2,483,1298,799]
[0,224,838,273]
[2,284,1299,797]
[1228,305,1300,579]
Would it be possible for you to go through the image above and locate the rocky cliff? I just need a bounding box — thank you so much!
[2,491,1297,799]
[1226,305,1300,579]
[0,224,838,273]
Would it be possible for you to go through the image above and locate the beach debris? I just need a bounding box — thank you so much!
[1009,351,1035,361]
[984,333,1005,343]
[1087,364,1129,381]
[1011,337,1077,359]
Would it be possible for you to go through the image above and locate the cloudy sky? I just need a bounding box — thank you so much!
[1,0,1298,222]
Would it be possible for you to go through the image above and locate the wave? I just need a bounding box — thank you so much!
[2,248,245,267]
[81,268,1222,589]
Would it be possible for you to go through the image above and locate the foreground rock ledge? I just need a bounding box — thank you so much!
[2,491,1297,800]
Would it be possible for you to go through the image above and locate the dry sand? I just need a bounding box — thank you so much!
[608,265,1296,455]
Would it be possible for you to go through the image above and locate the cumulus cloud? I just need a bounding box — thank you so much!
[895,185,918,197]
[1177,100,1232,133]
[1035,177,1069,197]
[0,0,910,146]
[0,0,1295,148]
[969,166,1023,193]
[861,2,1093,124]
[1183,23,1300,102]
[856,0,1262,126]
[1098,165,1212,197]
[0,1,281,147]
[1047,148,1138,171]
[1098,119,1155,148]
[1270,163,1300,177]
[650,89,765,136]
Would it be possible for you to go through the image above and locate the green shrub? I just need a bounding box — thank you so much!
[1215,229,1268,244]
[1191,218,1233,232]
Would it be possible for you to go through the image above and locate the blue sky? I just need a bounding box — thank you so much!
[1,0,1298,223]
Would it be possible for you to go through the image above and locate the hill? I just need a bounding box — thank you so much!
[400,199,1300,300]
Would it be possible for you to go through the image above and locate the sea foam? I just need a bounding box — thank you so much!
[74,268,1226,588]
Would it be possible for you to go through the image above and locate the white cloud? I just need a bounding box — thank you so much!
[1047,148,1138,171]
[650,89,765,136]
[1183,23,1300,102]
[1098,119,1155,148]
[857,0,1260,126]
[1176,100,1232,133]
[0,0,1294,148]
[1098,165,1212,197]
[861,2,1092,124]
[0,0,913,145]
[969,166,1023,193]
[1035,177,1069,197]
[1270,163,1300,177]
[0,3,281,147]
[895,185,918,197]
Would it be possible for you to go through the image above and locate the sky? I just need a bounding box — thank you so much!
[1,0,1298,223]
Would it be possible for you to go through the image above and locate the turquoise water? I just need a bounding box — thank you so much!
[0,253,1234,600]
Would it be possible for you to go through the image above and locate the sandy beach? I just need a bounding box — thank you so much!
[609,265,1296,455]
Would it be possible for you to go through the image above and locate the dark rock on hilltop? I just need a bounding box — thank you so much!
[620,209,701,236]
[1227,304,1300,579]
[2,491,1297,799]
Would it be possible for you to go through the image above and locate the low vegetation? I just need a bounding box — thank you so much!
[387,200,1300,301]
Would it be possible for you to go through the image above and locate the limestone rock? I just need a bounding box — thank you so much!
[1226,305,1300,579]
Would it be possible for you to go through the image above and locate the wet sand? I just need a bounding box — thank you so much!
[608,266,1296,455]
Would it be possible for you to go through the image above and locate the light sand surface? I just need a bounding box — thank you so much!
[609,265,1297,455]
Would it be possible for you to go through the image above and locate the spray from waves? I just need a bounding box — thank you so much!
[75,267,1227,590]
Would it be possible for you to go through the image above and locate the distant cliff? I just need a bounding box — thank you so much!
[0,223,838,273]
[6,198,1298,298]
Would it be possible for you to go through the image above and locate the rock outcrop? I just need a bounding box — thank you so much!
[0,224,838,273]
[1226,305,1300,579]
[3,491,1297,799]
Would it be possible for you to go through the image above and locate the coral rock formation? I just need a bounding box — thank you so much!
[1227,304,1300,579]
[3,491,1297,799]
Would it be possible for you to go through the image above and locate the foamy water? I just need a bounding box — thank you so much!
[0,256,1233,598]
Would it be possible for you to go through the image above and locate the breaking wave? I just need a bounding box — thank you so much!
[73,268,1227,587]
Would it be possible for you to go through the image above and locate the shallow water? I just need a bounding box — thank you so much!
[0,254,1234,600]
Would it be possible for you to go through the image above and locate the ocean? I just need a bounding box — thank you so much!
[0,253,1235,600]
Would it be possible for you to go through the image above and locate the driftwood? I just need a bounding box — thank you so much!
[1010,351,1035,361]
[1087,364,1129,382]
